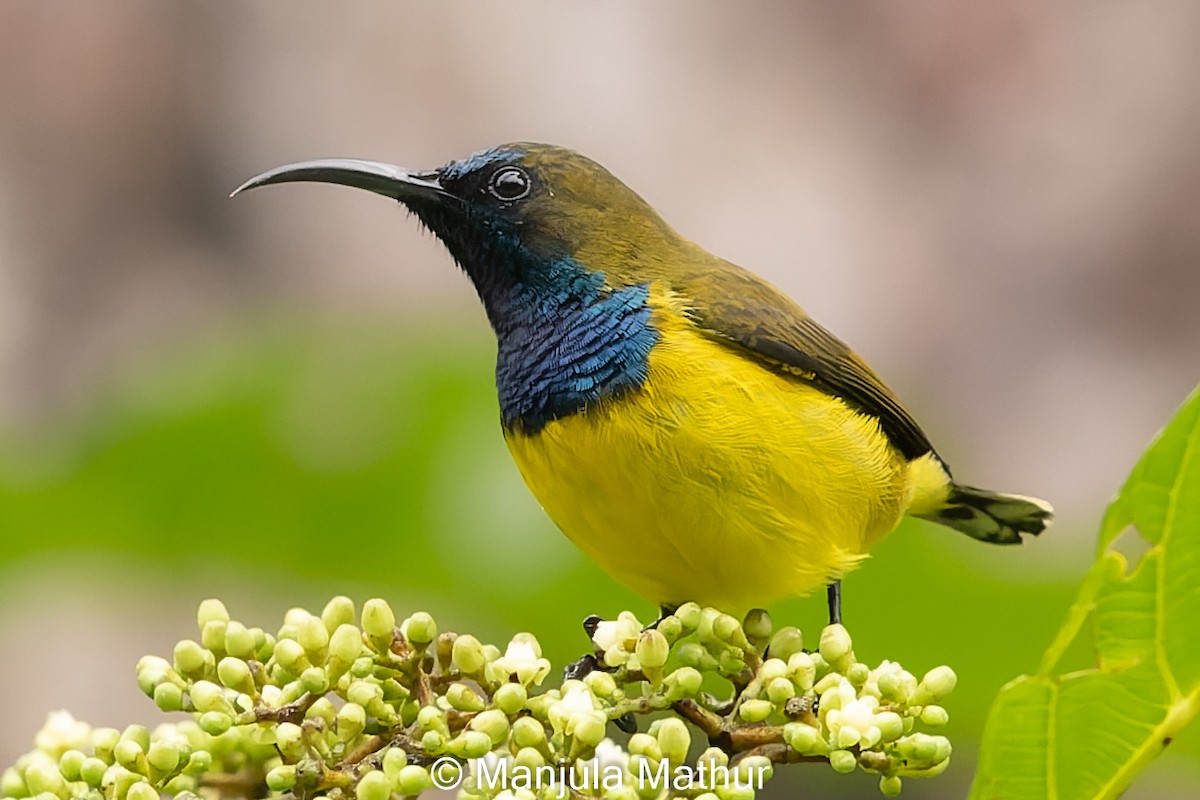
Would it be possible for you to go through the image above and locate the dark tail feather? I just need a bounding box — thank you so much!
[917,484,1053,544]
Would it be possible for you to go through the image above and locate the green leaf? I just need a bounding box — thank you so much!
[971,385,1200,800]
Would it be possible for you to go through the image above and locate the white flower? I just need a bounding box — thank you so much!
[489,634,551,686]
[34,711,91,756]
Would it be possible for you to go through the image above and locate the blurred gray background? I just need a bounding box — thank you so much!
[1,2,1198,798]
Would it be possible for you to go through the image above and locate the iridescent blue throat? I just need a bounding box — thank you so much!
[490,269,657,433]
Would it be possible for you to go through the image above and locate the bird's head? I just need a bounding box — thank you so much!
[234,143,686,319]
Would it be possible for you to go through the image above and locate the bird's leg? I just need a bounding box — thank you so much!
[826,580,842,626]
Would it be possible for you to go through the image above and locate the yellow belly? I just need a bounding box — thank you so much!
[504,300,928,612]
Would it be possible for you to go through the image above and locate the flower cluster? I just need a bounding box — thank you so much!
[0,598,954,800]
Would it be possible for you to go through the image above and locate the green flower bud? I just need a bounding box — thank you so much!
[23,762,66,798]
[627,733,661,760]
[136,656,173,696]
[402,612,437,645]
[511,717,547,749]
[768,627,804,662]
[470,709,511,746]
[104,765,141,800]
[572,714,607,749]
[266,765,296,792]
[829,749,857,774]
[421,730,445,754]
[201,620,228,654]
[121,724,151,753]
[898,733,949,763]
[455,730,494,759]
[914,666,957,704]
[758,657,787,682]
[275,722,304,761]
[355,770,390,800]
[221,622,256,660]
[451,634,487,675]
[513,747,546,772]
[153,683,184,713]
[173,640,211,679]
[879,775,903,797]
[92,727,121,760]
[396,765,431,795]
[146,740,182,773]
[446,683,486,712]
[813,673,841,696]
[300,666,329,694]
[494,682,528,715]
[216,657,252,693]
[716,784,755,800]
[874,711,904,742]
[182,751,212,777]
[818,625,853,669]
[164,776,197,796]
[734,755,773,786]
[921,705,949,727]
[337,703,367,741]
[583,669,617,698]
[656,615,684,642]
[327,624,364,681]
[635,629,670,670]
[417,705,448,736]
[742,608,773,641]
[299,616,330,661]
[673,603,702,633]
[273,638,309,675]
[197,598,229,630]
[697,746,729,771]
[782,722,822,755]
[361,599,396,646]
[655,718,690,765]
[80,757,108,787]
[113,739,143,770]
[712,613,742,644]
[382,747,407,777]
[875,672,912,704]
[717,648,747,676]
[676,643,718,671]
[435,632,457,671]
[738,699,774,723]
[321,596,356,634]
[765,676,796,704]
[126,780,158,800]
[58,750,86,783]
[190,681,234,715]
[847,662,870,687]
[664,666,704,700]
[254,631,275,663]
[197,712,232,736]
[347,680,383,710]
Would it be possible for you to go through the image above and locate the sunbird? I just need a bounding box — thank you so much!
[235,143,1051,621]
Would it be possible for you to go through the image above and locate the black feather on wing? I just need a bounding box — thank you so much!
[674,263,940,464]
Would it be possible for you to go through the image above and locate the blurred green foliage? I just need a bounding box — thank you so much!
[2,313,1192,797]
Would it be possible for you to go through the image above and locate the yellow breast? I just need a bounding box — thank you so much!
[504,289,926,611]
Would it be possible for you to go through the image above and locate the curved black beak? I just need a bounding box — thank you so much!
[231,158,447,202]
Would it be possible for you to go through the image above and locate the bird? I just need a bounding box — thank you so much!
[233,143,1052,623]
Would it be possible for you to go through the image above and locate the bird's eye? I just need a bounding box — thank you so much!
[487,166,531,201]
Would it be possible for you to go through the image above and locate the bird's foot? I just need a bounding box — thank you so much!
[563,614,611,681]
